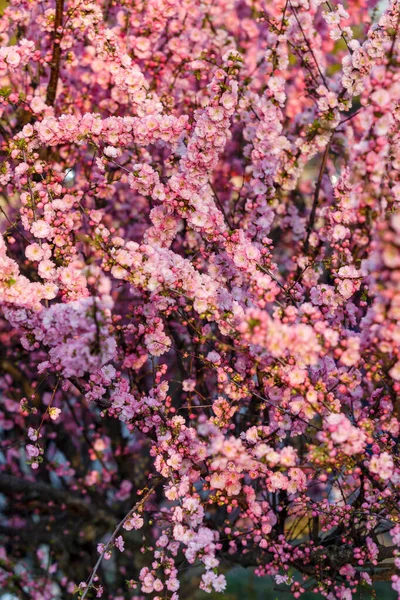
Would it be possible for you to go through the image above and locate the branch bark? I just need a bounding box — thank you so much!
[69,376,112,408]
[46,0,65,106]
[0,473,112,523]
[304,142,330,253]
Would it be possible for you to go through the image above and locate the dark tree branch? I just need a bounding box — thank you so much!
[304,143,330,253]
[0,473,112,523]
[46,0,65,106]
[69,376,112,408]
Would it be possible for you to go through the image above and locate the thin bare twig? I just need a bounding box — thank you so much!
[81,480,161,600]
[289,0,328,88]
[209,181,232,229]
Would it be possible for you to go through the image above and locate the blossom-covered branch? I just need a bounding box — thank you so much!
[1,0,400,599]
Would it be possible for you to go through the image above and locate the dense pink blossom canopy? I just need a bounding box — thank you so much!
[0,0,400,598]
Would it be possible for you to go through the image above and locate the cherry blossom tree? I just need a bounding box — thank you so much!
[1,0,400,598]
